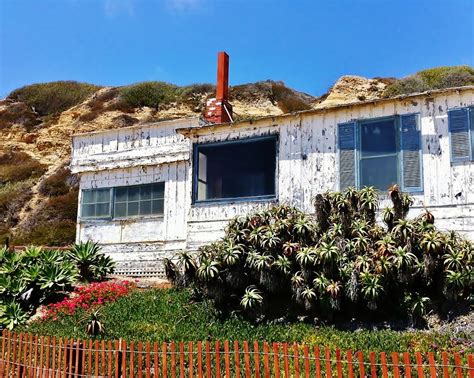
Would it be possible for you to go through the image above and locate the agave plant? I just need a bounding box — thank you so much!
[301,286,317,311]
[196,258,220,281]
[318,241,339,265]
[420,231,444,256]
[240,286,263,310]
[273,255,292,276]
[68,241,102,281]
[0,301,30,330]
[442,247,465,271]
[360,273,383,310]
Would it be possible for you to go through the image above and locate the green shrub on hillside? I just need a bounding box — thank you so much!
[38,166,77,197]
[0,180,33,227]
[0,151,46,184]
[173,186,473,324]
[8,81,101,116]
[120,81,179,109]
[384,66,474,97]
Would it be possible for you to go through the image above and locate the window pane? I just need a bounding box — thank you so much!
[128,202,139,216]
[128,187,140,202]
[115,187,128,203]
[114,203,127,218]
[195,138,276,201]
[82,190,95,204]
[152,183,164,199]
[361,120,397,157]
[140,184,152,200]
[96,203,110,217]
[96,189,110,203]
[360,155,398,191]
[81,204,95,217]
[139,200,152,215]
[152,199,164,214]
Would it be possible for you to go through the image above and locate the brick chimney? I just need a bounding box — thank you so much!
[204,51,233,123]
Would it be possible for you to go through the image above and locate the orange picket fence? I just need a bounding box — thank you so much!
[0,331,473,377]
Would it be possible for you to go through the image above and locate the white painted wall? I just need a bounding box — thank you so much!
[71,89,474,274]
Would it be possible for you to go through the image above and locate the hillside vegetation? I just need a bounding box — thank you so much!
[0,65,472,246]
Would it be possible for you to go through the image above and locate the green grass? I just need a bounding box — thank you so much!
[22,288,471,353]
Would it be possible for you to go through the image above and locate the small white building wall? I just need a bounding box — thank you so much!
[71,89,474,274]
[186,89,474,248]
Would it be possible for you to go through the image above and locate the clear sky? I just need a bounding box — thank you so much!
[0,0,473,98]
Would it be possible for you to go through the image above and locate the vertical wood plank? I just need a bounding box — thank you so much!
[44,336,50,378]
[293,343,300,378]
[369,352,377,378]
[263,342,270,378]
[205,341,211,378]
[243,341,251,378]
[129,341,135,378]
[115,340,121,378]
[4,331,12,378]
[454,353,463,378]
[324,347,331,378]
[314,346,321,378]
[88,339,93,377]
[22,333,31,378]
[357,351,365,378]
[253,341,261,378]
[95,340,101,378]
[171,341,176,378]
[138,341,143,378]
[16,333,23,378]
[282,343,289,378]
[28,333,34,378]
[0,331,6,378]
[467,354,474,378]
[303,345,310,378]
[335,349,342,378]
[224,341,230,378]
[215,341,221,378]
[11,333,18,378]
[61,338,68,378]
[234,341,241,378]
[102,340,107,378]
[441,351,449,378]
[75,340,81,377]
[188,342,194,378]
[272,343,280,378]
[380,352,388,378]
[427,352,436,378]
[197,341,202,378]
[415,352,424,378]
[403,352,412,378]
[346,350,354,378]
[162,342,168,378]
[179,342,185,378]
[145,342,150,378]
[121,340,127,378]
[55,337,62,378]
[153,342,159,378]
[391,352,400,378]
[108,340,114,378]
[81,340,87,377]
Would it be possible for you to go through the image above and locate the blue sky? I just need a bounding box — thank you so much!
[0,0,473,98]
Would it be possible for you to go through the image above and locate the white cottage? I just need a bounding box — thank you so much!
[70,55,474,276]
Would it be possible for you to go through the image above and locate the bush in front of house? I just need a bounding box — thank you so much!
[120,81,180,109]
[0,241,114,330]
[174,186,473,324]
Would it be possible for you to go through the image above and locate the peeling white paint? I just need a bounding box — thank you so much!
[71,90,474,275]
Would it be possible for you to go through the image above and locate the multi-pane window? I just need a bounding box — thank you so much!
[114,183,164,218]
[338,114,423,192]
[359,118,398,191]
[80,183,164,219]
[81,188,111,218]
[193,136,277,202]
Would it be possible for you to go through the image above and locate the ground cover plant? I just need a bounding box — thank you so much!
[0,241,114,330]
[171,186,473,325]
[22,288,472,354]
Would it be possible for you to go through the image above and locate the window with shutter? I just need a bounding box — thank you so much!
[338,122,356,190]
[448,108,471,162]
[338,114,424,193]
[400,114,423,192]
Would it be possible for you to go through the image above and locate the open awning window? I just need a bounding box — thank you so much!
[193,136,277,203]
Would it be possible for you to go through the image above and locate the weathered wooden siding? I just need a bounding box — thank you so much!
[186,89,474,248]
[71,89,474,274]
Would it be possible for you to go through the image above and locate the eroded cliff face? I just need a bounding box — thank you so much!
[0,75,400,244]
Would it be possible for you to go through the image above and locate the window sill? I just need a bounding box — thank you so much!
[192,195,278,207]
[79,215,164,223]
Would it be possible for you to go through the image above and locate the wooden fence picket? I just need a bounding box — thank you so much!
[1,332,474,378]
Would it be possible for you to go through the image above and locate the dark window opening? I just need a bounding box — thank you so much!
[194,137,277,202]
